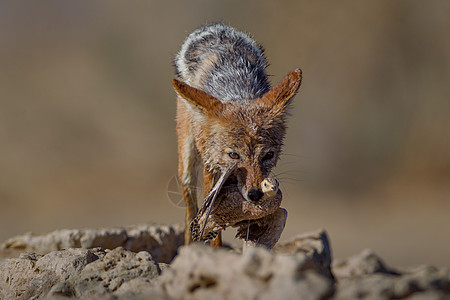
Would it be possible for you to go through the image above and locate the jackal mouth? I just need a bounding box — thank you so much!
[222,173,238,188]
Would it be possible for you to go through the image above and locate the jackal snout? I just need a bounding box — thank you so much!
[236,166,266,203]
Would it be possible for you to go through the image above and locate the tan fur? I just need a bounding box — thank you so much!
[175,69,302,245]
[173,23,301,246]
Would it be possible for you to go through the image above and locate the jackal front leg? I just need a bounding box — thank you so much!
[177,129,199,245]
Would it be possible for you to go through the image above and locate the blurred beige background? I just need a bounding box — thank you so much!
[1,1,449,267]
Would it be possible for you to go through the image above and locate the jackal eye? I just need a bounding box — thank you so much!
[228,152,240,160]
[262,151,274,161]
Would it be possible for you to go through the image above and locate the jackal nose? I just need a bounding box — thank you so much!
[247,188,264,202]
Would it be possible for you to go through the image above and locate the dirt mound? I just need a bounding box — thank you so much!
[1,225,449,299]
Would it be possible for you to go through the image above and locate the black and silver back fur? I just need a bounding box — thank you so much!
[174,23,270,103]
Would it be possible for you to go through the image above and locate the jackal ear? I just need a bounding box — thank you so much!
[172,79,224,115]
[260,68,302,111]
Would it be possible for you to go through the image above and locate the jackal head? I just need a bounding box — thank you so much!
[173,69,302,203]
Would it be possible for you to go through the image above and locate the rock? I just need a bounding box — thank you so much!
[157,243,334,300]
[1,224,184,263]
[49,247,164,299]
[0,247,166,300]
[332,249,399,279]
[333,266,450,300]
[112,278,170,300]
[0,248,102,300]
[2,225,450,299]
[332,255,450,300]
[275,229,334,279]
[394,266,450,299]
